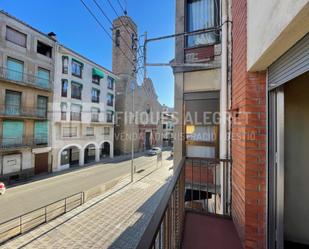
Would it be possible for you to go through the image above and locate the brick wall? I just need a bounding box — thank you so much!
[231,0,267,248]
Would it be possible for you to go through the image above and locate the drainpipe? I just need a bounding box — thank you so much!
[220,0,229,215]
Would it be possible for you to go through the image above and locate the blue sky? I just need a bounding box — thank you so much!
[1,0,175,107]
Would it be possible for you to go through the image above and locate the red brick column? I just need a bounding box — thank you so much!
[231,0,267,248]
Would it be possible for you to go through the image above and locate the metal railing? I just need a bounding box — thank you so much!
[0,67,52,90]
[0,192,84,245]
[137,157,232,249]
[136,158,186,249]
[0,104,48,119]
[0,135,48,150]
[185,157,232,216]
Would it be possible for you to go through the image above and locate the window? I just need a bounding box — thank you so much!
[163,124,167,129]
[70,104,82,121]
[61,79,68,97]
[5,90,21,116]
[6,26,26,47]
[6,57,24,82]
[61,103,67,121]
[115,29,120,47]
[37,68,50,88]
[92,88,100,103]
[107,76,114,90]
[107,93,114,106]
[184,91,220,158]
[71,82,82,100]
[63,127,78,137]
[34,121,48,145]
[106,111,114,123]
[92,75,100,85]
[92,68,104,84]
[37,96,48,118]
[86,127,94,136]
[103,127,110,135]
[62,56,69,74]
[37,41,52,58]
[186,0,220,47]
[91,108,100,122]
[2,121,24,146]
[71,59,83,78]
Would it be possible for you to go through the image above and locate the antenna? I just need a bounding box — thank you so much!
[124,0,128,15]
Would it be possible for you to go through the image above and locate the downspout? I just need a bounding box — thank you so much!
[220,0,229,215]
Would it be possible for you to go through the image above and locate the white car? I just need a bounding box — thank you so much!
[147,147,162,156]
[0,182,6,195]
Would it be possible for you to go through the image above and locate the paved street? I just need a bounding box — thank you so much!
[0,151,172,224]
[2,155,173,249]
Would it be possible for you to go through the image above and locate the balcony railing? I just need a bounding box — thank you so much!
[0,67,52,90]
[0,104,48,119]
[70,112,81,121]
[137,157,232,249]
[0,135,48,150]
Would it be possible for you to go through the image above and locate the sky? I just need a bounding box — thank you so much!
[1,0,175,107]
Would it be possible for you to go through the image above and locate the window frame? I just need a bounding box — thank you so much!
[91,107,100,122]
[185,0,221,48]
[37,95,48,118]
[71,82,82,100]
[63,127,78,138]
[61,79,68,97]
[71,59,83,78]
[91,88,100,103]
[107,93,114,107]
[107,76,114,90]
[37,40,52,58]
[62,56,69,74]
[6,26,27,48]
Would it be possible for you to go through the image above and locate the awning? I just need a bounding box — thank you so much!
[92,68,105,78]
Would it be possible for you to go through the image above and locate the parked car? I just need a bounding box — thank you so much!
[0,182,6,195]
[147,147,162,156]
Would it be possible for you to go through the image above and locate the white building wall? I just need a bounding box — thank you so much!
[51,45,116,172]
[247,0,309,71]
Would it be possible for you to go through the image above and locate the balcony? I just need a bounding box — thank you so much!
[0,104,48,120]
[70,112,81,121]
[137,157,242,249]
[0,135,48,150]
[0,67,52,91]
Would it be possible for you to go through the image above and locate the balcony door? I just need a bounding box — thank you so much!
[269,73,309,249]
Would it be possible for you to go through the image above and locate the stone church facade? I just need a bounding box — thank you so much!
[112,16,163,155]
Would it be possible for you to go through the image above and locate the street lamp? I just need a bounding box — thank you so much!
[130,80,135,182]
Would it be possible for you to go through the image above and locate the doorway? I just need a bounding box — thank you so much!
[269,72,309,248]
[34,153,49,175]
[145,132,151,150]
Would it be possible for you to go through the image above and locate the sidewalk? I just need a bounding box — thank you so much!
[2,159,173,249]
[7,151,148,188]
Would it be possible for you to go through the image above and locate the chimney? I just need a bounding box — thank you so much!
[48,32,57,40]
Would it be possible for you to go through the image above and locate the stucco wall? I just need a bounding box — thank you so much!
[247,0,309,71]
[184,69,221,92]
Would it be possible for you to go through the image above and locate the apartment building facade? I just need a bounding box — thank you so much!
[52,45,116,172]
[0,11,56,181]
[162,105,174,148]
[168,0,309,248]
[112,16,163,155]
